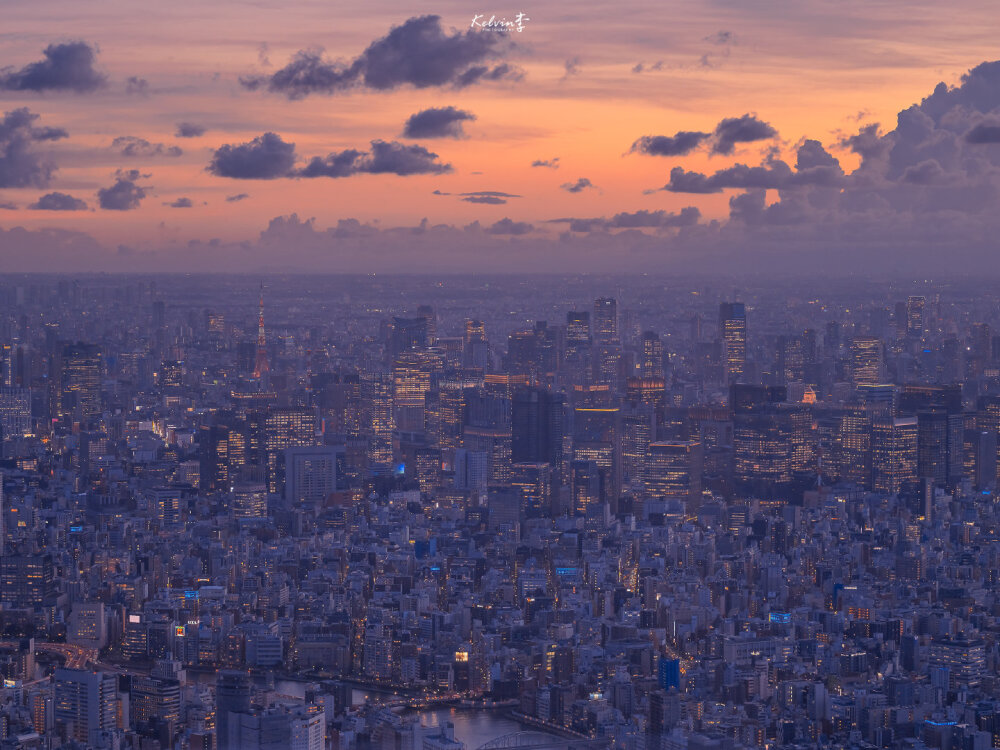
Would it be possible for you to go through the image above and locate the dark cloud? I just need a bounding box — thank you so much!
[0,42,107,93]
[795,139,839,170]
[0,202,16,210]
[29,192,87,211]
[632,61,664,74]
[838,123,887,160]
[176,122,206,138]
[112,136,182,158]
[531,157,559,168]
[330,218,379,238]
[486,217,533,235]
[965,122,1000,143]
[97,169,148,210]
[297,140,451,177]
[240,50,361,99]
[403,107,476,138]
[463,195,505,204]
[208,132,297,179]
[461,191,520,198]
[662,148,843,193]
[704,30,735,45]
[31,126,68,141]
[563,57,581,77]
[712,114,778,155]
[0,108,63,188]
[166,197,193,208]
[553,206,701,232]
[366,140,450,174]
[454,63,521,88]
[561,178,595,193]
[662,167,721,193]
[631,131,708,157]
[900,159,948,185]
[297,149,362,178]
[631,115,776,158]
[226,193,250,202]
[245,15,516,99]
[361,16,515,90]
[125,76,149,96]
[457,190,521,204]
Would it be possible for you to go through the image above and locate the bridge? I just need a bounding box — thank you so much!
[477,732,610,750]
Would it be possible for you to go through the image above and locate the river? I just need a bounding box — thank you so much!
[263,680,546,749]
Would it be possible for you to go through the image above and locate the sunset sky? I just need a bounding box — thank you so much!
[4,0,1000,272]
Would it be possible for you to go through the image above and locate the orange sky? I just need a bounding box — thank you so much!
[3,0,1000,252]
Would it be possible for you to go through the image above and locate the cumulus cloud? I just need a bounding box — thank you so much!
[631,114,777,158]
[711,114,778,155]
[297,140,451,177]
[0,108,64,188]
[965,121,1000,143]
[243,15,517,99]
[166,197,193,208]
[112,136,182,158]
[561,177,596,193]
[226,193,250,202]
[531,157,559,168]
[97,169,148,210]
[29,192,87,210]
[403,107,476,138]
[176,122,206,138]
[486,217,533,235]
[661,141,844,193]
[631,131,709,157]
[0,42,107,92]
[209,132,297,179]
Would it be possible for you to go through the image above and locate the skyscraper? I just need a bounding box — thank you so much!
[641,331,665,379]
[906,295,926,337]
[850,336,883,385]
[719,302,747,383]
[511,387,565,467]
[264,408,319,494]
[871,417,918,495]
[646,440,703,506]
[253,283,270,380]
[60,342,101,421]
[53,668,118,744]
[593,297,618,344]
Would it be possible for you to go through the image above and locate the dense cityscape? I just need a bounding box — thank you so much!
[0,274,996,749]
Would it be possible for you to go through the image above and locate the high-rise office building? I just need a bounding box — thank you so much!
[231,482,268,518]
[906,295,926,337]
[511,462,554,519]
[60,342,101,421]
[463,319,488,370]
[511,387,565,467]
[1,553,56,606]
[216,670,253,750]
[850,336,883,385]
[871,417,918,494]
[646,440,703,506]
[719,302,747,383]
[641,331,665,379]
[264,408,319,494]
[594,297,618,344]
[53,668,118,744]
[284,445,342,504]
[570,459,603,517]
